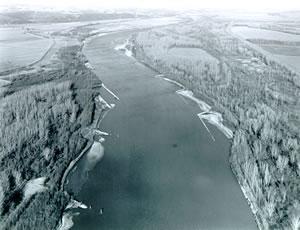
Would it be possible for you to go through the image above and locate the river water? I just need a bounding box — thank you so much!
[66,32,256,230]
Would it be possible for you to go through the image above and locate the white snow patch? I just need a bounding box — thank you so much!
[85,62,93,69]
[0,79,10,87]
[125,50,133,57]
[89,31,109,36]
[95,95,114,109]
[114,40,133,57]
[83,32,109,47]
[24,177,47,200]
[93,129,109,136]
[155,74,185,89]
[42,147,51,161]
[102,83,120,100]
[98,137,106,143]
[87,142,105,161]
[176,90,212,112]
[57,212,79,230]
[85,142,105,171]
[198,112,233,139]
[58,199,88,230]
[176,90,233,139]
[66,199,88,210]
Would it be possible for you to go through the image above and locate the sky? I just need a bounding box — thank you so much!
[1,0,300,11]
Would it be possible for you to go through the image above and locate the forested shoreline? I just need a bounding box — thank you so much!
[0,44,102,229]
[131,21,300,229]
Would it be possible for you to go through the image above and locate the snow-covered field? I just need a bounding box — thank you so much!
[0,27,52,72]
[230,25,300,74]
[273,55,300,73]
[231,26,300,42]
[114,40,133,57]
[0,79,10,87]
[23,177,48,200]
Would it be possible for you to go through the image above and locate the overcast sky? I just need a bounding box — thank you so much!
[2,0,300,11]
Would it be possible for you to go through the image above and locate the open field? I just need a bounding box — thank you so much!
[272,54,300,73]
[230,25,300,73]
[0,27,52,72]
[260,45,300,56]
[231,26,300,41]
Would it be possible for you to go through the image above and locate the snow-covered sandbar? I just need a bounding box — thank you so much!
[176,89,233,139]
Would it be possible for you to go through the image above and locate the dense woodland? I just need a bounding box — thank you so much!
[132,20,300,229]
[0,45,102,229]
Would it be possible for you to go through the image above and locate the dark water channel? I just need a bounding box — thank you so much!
[66,32,256,230]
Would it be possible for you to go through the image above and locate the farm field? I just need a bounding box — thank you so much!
[0,27,52,72]
[260,45,300,56]
[272,54,300,73]
[231,26,300,41]
[231,25,300,73]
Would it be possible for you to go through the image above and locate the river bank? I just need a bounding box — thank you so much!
[230,163,266,230]
[129,36,260,229]
[78,36,257,230]
[65,31,256,230]
[113,39,233,140]
[58,78,119,230]
[58,98,115,230]
[0,41,106,229]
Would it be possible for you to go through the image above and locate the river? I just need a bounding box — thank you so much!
[66,31,257,230]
